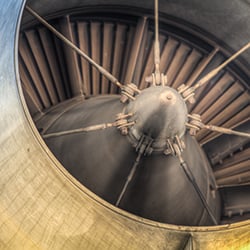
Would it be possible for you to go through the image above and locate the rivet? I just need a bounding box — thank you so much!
[166,94,172,100]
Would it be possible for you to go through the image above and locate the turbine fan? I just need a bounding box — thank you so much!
[19,0,250,227]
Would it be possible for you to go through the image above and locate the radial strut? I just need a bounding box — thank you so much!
[115,152,142,207]
[193,42,250,91]
[25,6,123,89]
[178,155,218,225]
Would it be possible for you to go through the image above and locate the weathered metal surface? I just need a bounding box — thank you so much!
[59,15,83,97]
[0,0,249,249]
[220,186,250,219]
[38,94,219,226]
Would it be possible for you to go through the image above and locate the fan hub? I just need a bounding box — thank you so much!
[126,86,188,152]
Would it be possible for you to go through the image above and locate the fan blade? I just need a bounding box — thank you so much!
[193,42,250,91]
[25,6,123,89]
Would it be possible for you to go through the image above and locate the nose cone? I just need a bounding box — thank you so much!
[126,86,188,149]
[40,95,220,226]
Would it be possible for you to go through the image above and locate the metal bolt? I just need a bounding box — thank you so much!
[120,95,129,103]
[120,127,128,135]
[166,94,172,100]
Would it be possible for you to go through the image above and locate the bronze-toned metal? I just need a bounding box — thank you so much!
[186,113,250,138]
[1,0,249,248]
[193,42,250,91]
[25,5,123,90]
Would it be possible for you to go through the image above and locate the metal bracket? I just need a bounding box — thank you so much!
[186,114,203,136]
[120,83,141,103]
[177,84,196,104]
[164,135,185,156]
[115,113,135,135]
[145,72,168,86]
[135,135,154,156]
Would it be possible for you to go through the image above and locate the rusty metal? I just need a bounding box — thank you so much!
[188,49,222,111]
[120,25,135,83]
[52,26,72,99]
[158,128,218,225]
[20,79,42,117]
[27,2,250,226]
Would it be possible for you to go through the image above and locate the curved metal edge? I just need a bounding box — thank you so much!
[23,0,250,78]
[0,0,249,248]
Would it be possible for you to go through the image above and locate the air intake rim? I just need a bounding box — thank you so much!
[0,0,249,248]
